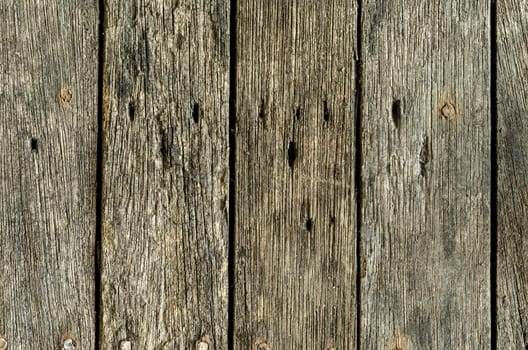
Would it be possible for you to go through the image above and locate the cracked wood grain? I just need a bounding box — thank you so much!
[0,0,98,348]
[497,0,528,348]
[101,0,230,348]
[360,1,491,348]
[234,1,358,348]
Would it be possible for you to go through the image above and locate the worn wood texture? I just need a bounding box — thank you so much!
[101,0,230,349]
[497,0,528,348]
[235,1,358,348]
[360,1,490,348]
[0,0,98,349]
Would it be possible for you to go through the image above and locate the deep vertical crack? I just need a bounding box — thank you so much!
[354,0,364,349]
[95,0,106,348]
[490,0,498,349]
[227,0,237,349]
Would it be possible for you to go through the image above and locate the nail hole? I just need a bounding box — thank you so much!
[175,32,185,49]
[30,138,38,152]
[391,100,401,128]
[323,100,330,122]
[418,134,429,177]
[192,102,201,123]
[295,106,301,120]
[329,216,335,225]
[305,218,313,232]
[287,141,297,168]
[158,126,172,170]
[258,99,266,122]
[128,102,135,122]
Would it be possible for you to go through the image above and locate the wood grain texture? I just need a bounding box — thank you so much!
[360,1,490,348]
[0,0,98,349]
[497,0,528,348]
[101,0,230,349]
[234,1,358,348]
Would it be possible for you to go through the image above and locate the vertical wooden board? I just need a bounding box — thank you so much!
[235,1,358,348]
[101,0,229,349]
[497,0,528,348]
[360,1,490,349]
[0,0,98,349]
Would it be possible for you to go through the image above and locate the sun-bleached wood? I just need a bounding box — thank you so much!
[360,1,491,348]
[0,0,98,348]
[497,0,528,347]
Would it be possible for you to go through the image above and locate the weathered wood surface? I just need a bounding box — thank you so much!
[234,1,358,348]
[0,0,98,349]
[101,0,230,349]
[497,0,528,348]
[6,0,528,348]
[360,1,491,349]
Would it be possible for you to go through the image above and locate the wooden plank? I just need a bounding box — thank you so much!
[360,1,491,348]
[101,0,230,348]
[0,0,98,349]
[234,1,358,348]
[497,0,528,347]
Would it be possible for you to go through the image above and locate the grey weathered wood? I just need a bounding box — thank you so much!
[360,1,491,348]
[0,1,98,349]
[235,1,358,348]
[497,0,528,348]
[101,0,230,349]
